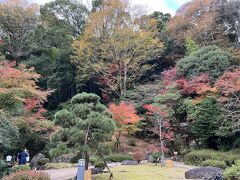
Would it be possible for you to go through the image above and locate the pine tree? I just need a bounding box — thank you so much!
[53,92,116,169]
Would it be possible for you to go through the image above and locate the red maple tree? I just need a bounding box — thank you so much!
[214,69,240,133]
[109,101,142,151]
[0,61,52,131]
[143,104,174,165]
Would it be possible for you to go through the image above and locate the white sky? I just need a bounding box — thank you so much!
[34,0,190,15]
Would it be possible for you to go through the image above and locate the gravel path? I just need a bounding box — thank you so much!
[44,168,77,180]
[173,161,196,169]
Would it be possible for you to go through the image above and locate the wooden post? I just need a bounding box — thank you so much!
[84,170,92,180]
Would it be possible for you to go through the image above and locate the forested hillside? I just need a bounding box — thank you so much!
[0,0,239,178]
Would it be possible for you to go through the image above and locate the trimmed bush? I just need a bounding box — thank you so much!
[89,157,105,168]
[202,160,227,169]
[2,170,50,180]
[12,165,31,172]
[184,149,240,167]
[105,154,133,162]
[224,161,240,180]
[127,139,136,146]
[38,158,49,166]
[94,160,105,168]
[152,152,162,163]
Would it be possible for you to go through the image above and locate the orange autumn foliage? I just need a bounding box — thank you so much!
[109,101,142,125]
[0,61,53,132]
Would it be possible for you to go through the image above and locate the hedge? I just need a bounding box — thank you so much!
[202,160,227,169]
[105,154,133,162]
[184,149,240,167]
[224,160,240,180]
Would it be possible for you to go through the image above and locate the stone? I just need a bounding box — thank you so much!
[92,167,103,174]
[121,160,138,165]
[185,167,224,180]
[30,153,45,169]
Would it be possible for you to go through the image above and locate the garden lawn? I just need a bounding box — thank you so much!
[93,163,187,180]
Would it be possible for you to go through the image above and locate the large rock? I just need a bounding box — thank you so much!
[30,153,45,169]
[92,167,103,174]
[121,160,138,165]
[185,167,224,180]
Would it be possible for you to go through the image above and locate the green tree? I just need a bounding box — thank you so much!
[41,0,88,36]
[185,37,199,56]
[53,93,116,169]
[185,96,222,147]
[0,0,39,62]
[177,45,233,81]
[0,110,18,157]
[25,0,88,109]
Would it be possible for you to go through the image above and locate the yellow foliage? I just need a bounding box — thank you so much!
[71,0,164,98]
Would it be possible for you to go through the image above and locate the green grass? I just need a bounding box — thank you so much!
[93,164,187,180]
[45,163,77,169]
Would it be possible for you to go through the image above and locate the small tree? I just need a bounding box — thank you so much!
[108,101,142,151]
[143,104,174,166]
[133,150,144,164]
[184,96,222,147]
[185,37,199,56]
[53,93,116,170]
[215,69,240,135]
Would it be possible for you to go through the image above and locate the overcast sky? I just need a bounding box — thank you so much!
[34,0,190,15]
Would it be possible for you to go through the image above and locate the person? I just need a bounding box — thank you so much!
[17,149,29,165]
[24,148,30,162]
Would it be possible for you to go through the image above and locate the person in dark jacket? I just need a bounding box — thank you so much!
[17,149,29,165]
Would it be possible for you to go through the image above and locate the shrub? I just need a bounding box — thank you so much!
[12,165,31,172]
[133,151,145,164]
[127,139,136,146]
[89,157,105,168]
[224,163,240,180]
[38,158,49,166]
[202,160,227,169]
[152,152,162,163]
[2,170,50,180]
[184,150,220,165]
[184,149,240,166]
[94,160,105,168]
[105,154,133,162]
[0,159,9,178]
